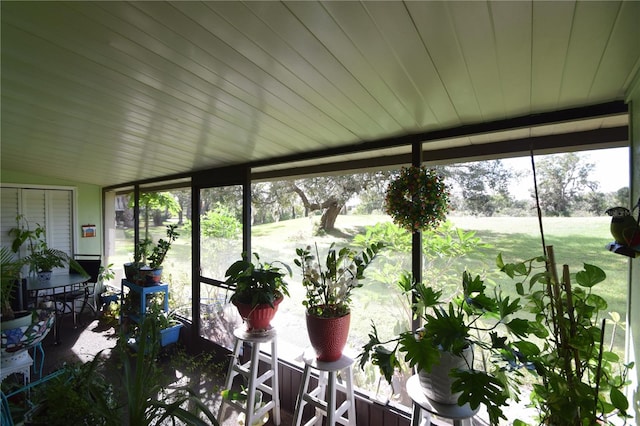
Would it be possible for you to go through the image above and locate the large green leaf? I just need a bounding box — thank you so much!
[400,334,440,372]
[451,370,508,425]
[609,387,629,412]
[575,264,606,288]
[371,346,400,384]
[506,318,531,338]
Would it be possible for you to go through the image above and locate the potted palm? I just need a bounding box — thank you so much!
[294,241,383,362]
[1,246,28,324]
[358,270,529,425]
[225,252,291,332]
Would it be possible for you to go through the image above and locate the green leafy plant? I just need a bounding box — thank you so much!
[225,252,291,307]
[147,224,180,269]
[143,294,179,331]
[133,238,153,265]
[1,246,26,319]
[498,249,633,425]
[28,351,118,426]
[200,205,241,238]
[353,221,490,295]
[294,242,384,318]
[358,270,528,424]
[3,216,86,320]
[120,316,219,426]
[98,263,116,283]
[8,215,85,274]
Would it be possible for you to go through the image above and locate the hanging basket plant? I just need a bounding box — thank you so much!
[385,166,450,232]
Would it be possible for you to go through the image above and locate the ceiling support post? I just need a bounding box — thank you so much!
[412,142,423,331]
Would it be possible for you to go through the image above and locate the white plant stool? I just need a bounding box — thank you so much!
[1,350,33,386]
[293,348,356,426]
[407,375,478,426]
[219,327,280,426]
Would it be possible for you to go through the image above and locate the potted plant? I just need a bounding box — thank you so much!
[294,241,384,362]
[498,249,633,425]
[130,224,179,286]
[142,224,179,285]
[1,246,28,324]
[225,252,291,332]
[124,237,152,282]
[142,294,183,347]
[2,226,57,352]
[23,324,219,426]
[385,165,449,232]
[119,317,220,426]
[358,270,528,425]
[8,215,85,282]
[24,351,118,426]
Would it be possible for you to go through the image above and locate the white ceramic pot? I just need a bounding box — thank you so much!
[417,345,473,404]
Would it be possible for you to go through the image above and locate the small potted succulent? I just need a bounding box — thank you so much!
[225,252,291,332]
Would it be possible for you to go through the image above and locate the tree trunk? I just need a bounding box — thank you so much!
[320,202,341,231]
[290,182,341,231]
[153,210,163,226]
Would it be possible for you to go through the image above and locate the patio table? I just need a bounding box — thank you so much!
[26,274,89,344]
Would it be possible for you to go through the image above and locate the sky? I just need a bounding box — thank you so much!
[502,147,630,200]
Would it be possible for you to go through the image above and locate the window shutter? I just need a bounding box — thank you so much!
[0,187,74,273]
[47,190,73,256]
[1,187,19,252]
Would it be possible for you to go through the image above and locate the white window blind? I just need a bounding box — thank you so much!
[0,187,74,273]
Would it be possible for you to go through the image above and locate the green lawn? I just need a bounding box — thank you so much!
[252,214,630,354]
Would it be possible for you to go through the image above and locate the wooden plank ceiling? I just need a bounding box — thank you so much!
[1,1,638,187]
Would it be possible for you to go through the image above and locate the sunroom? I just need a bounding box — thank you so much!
[1,2,639,425]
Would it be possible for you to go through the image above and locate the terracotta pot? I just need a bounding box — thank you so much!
[306,310,350,362]
[233,296,282,332]
[418,345,473,404]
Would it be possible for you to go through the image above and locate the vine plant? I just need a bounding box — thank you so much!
[499,247,633,426]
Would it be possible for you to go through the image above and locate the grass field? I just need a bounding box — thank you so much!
[250,213,630,381]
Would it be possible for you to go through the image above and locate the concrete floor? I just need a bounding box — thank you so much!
[32,310,294,426]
